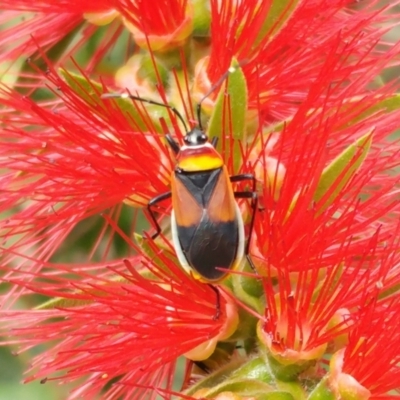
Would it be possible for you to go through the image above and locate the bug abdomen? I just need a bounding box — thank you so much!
[177,215,239,281]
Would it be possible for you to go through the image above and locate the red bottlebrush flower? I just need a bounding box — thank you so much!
[0,2,118,70]
[1,0,400,399]
[252,23,400,373]
[0,62,174,305]
[0,0,194,71]
[2,256,239,399]
[0,1,113,12]
[197,0,400,121]
[258,221,400,363]
[329,293,400,398]
[119,0,194,52]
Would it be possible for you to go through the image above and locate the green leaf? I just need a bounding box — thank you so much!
[184,359,246,396]
[0,60,25,88]
[43,22,84,63]
[237,261,264,298]
[192,0,211,38]
[137,54,169,86]
[59,70,166,132]
[230,259,264,329]
[255,0,302,45]
[256,393,295,400]
[199,378,275,398]
[35,296,94,310]
[35,273,134,310]
[377,281,400,301]
[307,377,336,400]
[207,59,248,174]
[276,381,307,400]
[377,93,400,112]
[14,22,84,98]
[265,353,316,382]
[314,132,372,214]
[231,266,264,316]
[35,277,132,310]
[134,232,180,275]
[228,356,275,384]
[262,94,400,144]
[341,94,400,128]
[228,307,258,341]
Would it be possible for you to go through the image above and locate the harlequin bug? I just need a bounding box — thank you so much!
[103,68,257,317]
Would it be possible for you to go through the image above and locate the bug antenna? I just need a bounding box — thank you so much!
[101,92,188,132]
[196,60,248,131]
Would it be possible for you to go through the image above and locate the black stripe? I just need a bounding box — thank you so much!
[177,217,239,281]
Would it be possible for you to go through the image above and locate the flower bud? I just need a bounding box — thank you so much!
[329,349,371,400]
[123,3,194,53]
[84,9,119,26]
[184,289,239,361]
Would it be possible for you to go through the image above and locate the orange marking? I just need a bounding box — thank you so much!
[171,175,203,227]
[177,146,223,171]
[208,166,236,223]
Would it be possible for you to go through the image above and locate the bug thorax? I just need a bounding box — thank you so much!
[175,130,224,173]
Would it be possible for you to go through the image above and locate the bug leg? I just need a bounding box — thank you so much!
[208,284,221,320]
[234,190,258,272]
[166,134,180,154]
[145,192,172,240]
[230,173,256,192]
[210,137,218,148]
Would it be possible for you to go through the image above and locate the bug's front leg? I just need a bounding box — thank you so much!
[145,192,171,240]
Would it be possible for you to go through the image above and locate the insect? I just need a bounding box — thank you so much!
[103,69,257,316]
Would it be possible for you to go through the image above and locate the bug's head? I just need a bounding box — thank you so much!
[184,127,208,146]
